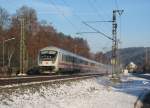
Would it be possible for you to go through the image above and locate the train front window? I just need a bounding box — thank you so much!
[40,50,57,61]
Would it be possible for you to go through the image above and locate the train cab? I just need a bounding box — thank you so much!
[39,50,58,66]
[38,47,59,72]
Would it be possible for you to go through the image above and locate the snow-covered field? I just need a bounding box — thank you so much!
[0,74,150,108]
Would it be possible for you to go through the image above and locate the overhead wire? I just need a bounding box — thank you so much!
[60,0,84,25]
[87,0,115,50]
[61,0,114,54]
[51,0,121,52]
[49,0,80,33]
[61,0,94,37]
[87,0,104,20]
[82,21,113,41]
[86,0,112,36]
[93,0,111,19]
[62,0,113,44]
[60,0,84,39]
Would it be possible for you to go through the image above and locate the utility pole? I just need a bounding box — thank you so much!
[145,47,148,66]
[19,17,26,76]
[145,47,149,72]
[111,10,123,78]
[2,39,4,67]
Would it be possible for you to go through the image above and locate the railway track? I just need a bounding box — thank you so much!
[0,73,104,86]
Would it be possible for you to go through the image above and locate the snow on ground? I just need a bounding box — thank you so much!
[0,74,150,108]
[114,75,150,99]
[143,73,150,76]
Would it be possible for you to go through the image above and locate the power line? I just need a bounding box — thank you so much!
[61,0,92,37]
[61,0,85,23]
[61,0,112,39]
[85,20,113,23]
[87,0,112,34]
[49,0,80,33]
[87,0,104,20]
[82,21,113,41]
[76,32,100,34]
[93,0,111,19]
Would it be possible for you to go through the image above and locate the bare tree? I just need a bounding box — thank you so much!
[7,47,15,67]
[0,7,9,30]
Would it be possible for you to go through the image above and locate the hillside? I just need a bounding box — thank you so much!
[106,47,150,67]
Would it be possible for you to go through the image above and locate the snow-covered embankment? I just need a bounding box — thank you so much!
[0,75,149,108]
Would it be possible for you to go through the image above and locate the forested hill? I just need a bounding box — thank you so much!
[106,47,150,66]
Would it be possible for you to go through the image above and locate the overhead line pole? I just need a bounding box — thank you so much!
[111,10,123,78]
[80,10,123,78]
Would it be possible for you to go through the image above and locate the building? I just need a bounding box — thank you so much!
[127,62,137,72]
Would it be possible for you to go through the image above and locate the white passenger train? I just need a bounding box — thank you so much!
[38,46,111,74]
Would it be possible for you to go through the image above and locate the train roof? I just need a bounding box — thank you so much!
[40,46,104,66]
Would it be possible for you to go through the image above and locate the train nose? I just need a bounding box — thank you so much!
[41,61,55,66]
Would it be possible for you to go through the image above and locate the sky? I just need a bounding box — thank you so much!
[0,0,150,53]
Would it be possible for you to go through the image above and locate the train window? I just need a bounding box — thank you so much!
[78,59,80,64]
[67,56,69,62]
[81,59,83,64]
[82,60,84,64]
[75,58,79,64]
[73,57,77,63]
[83,61,88,65]
[72,57,75,62]
[64,55,70,62]
[64,55,67,62]
[90,63,95,66]
[40,50,57,61]
[69,56,72,62]
[66,55,69,62]
[70,56,73,62]
[79,59,81,64]
[85,61,88,65]
[62,54,65,61]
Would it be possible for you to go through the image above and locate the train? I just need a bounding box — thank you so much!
[36,46,111,75]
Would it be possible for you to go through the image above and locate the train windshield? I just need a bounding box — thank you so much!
[40,50,57,61]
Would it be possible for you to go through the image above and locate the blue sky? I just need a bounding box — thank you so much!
[0,0,150,52]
